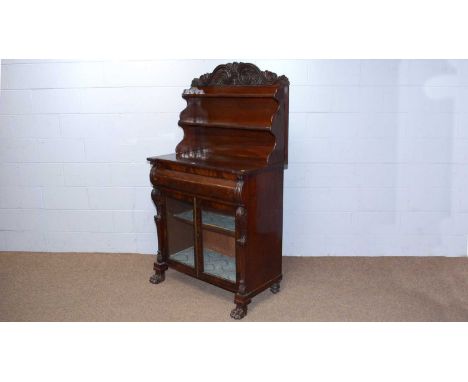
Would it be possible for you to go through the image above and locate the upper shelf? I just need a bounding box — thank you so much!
[179,120,272,131]
[182,92,277,99]
[175,62,289,167]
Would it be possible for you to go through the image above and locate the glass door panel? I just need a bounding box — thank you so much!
[166,197,195,268]
[201,208,236,282]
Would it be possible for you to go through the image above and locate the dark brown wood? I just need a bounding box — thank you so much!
[148,62,289,319]
[149,187,168,284]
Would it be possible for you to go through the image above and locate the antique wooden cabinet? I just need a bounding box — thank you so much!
[148,62,289,319]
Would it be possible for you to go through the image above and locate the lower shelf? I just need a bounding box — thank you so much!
[170,246,236,282]
[170,246,195,267]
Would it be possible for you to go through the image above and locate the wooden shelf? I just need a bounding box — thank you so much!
[170,246,236,282]
[182,93,277,99]
[169,246,195,267]
[179,120,271,131]
[203,248,236,282]
[173,209,235,236]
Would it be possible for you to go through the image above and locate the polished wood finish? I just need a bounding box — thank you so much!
[148,62,289,319]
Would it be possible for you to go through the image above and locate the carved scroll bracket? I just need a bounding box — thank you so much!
[234,175,244,203]
[149,164,158,187]
[151,187,163,220]
[235,206,247,247]
[151,187,166,266]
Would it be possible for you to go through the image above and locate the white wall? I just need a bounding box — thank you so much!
[0,59,467,256]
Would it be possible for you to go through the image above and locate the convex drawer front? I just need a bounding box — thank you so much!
[151,167,244,204]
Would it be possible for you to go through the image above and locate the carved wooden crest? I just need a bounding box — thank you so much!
[191,62,289,87]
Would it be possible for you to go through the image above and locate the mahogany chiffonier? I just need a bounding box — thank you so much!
[147,62,289,319]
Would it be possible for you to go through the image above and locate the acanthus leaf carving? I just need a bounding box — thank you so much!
[191,62,289,87]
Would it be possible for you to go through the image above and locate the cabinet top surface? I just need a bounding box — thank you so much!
[147,153,279,175]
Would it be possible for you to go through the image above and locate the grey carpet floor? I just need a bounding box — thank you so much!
[1,252,468,321]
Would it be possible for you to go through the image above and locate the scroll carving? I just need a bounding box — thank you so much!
[191,62,289,87]
[151,187,163,221]
[234,176,244,203]
[235,206,247,247]
[151,187,166,264]
[149,164,158,187]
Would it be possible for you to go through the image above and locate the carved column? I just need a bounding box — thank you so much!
[231,204,250,319]
[149,186,168,284]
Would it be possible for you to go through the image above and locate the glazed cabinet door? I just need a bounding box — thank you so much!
[164,193,196,273]
[197,200,237,285]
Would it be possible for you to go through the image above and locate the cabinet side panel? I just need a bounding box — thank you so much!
[244,168,284,293]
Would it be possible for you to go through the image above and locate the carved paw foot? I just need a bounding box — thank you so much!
[270,282,280,294]
[149,272,165,284]
[230,304,247,320]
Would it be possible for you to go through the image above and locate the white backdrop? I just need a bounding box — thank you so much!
[0,59,467,256]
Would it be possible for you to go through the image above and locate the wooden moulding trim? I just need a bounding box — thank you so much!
[182,93,278,99]
[152,169,244,204]
[178,120,272,131]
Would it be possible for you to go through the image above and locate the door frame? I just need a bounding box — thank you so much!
[196,197,238,290]
[162,188,198,278]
